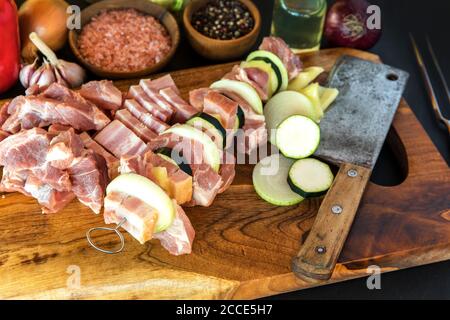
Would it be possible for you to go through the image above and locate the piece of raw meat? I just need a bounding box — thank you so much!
[94,120,147,158]
[128,85,171,122]
[259,36,302,80]
[153,201,195,255]
[115,109,157,143]
[78,80,123,111]
[104,191,158,244]
[79,132,119,179]
[67,149,108,214]
[159,87,199,123]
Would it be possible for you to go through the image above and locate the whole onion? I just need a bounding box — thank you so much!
[19,0,69,62]
[324,0,381,50]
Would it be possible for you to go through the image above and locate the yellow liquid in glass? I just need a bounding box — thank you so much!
[272,0,327,52]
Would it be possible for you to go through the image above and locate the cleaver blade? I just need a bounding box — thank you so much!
[315,55,409,168]
[292,56,408,282]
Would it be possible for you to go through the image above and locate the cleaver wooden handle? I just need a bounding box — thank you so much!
[292,163,371,282]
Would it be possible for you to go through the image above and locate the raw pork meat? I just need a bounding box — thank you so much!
[153,201,195,255]
[79,132,119,179]
[78,80,123,111]
[223,65,269,101]
[120,149,192,205]
[259,36,302,80]
[104,191,158,244]
[94,120,147,158]
[47,128,84,169]
[159,87,199,123]
[115,109,157,143]
[3,84,110,133]
[128,85,171,122]
[123,99,169,133]
[68,149,108,214]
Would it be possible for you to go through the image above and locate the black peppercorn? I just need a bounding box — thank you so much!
[191,0,255,40]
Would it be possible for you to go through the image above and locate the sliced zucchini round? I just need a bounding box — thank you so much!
[210,79,263,115]
[264,91,319,144]
[106,173,175,232]
[241,60,278,97]
[155,147,193,176]
[235,106,245,130]
[163,124,221,172]
[276,115,320,159]
[252,154,303,206]
[288,158,334,198]
[247,50,289,92]
[187,112,226,149]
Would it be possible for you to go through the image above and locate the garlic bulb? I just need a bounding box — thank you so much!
[55,60,86,88]
[19,58,38,88]
[19,32,86,92]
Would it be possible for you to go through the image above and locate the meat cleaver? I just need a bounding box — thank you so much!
[291,56,409,282]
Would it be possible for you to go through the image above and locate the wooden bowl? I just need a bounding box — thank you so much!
[183,0,261,61]
[68,0,180,79]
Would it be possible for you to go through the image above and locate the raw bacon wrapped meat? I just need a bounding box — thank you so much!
[259,36,302,80]
[104,173,195,255]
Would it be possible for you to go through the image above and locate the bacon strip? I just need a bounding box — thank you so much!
[94,120,147,158]
[115,109,157,143]
[123,99,169,134]
[160,87,199,123]
[128,85,172,122]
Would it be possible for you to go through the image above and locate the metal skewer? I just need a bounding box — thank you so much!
[426,36,450,106]
[86,217,127,254]
[409,33,450,136]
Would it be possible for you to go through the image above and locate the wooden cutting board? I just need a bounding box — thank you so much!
[0,48,449,300]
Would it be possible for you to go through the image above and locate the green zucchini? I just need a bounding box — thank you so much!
[287,158,334,198]
[155,147,193,176]
[246,50,289,92]
[187,112,226,149]
[163,124,221,172]
[276,115,320,159]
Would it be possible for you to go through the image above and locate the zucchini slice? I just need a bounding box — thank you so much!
[163,124,221,172]
[241,60,278,97]
[235,106,245,130]
[155,147,193,176]
[246,50,289,92]
[276,115,320,159]
[106,173,175,233]
[288,158,334,198]
[264,91,319,144]
[252,154,303,206]
[210,79,263,115]
[187,112,226,149]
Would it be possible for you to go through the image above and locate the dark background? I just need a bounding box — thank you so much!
[2,0,450,299]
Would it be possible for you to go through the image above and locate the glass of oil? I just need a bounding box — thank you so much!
[272,0,327,52]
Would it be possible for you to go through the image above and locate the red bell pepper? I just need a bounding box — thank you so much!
[0,0,20,94]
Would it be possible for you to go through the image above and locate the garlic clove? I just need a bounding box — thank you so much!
[36,62,56,88]
[29,64,44,88]
[19,58,39,88]
[56,60,86,88]
[54,67,69,87]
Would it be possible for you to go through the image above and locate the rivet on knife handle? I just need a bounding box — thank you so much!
[291,164,371,282]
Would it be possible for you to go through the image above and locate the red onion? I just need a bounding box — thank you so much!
[324,0,381,50]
